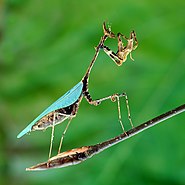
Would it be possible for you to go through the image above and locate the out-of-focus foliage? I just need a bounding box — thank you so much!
[0,0,185,184]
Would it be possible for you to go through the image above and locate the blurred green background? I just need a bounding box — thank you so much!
[1,0,185,184]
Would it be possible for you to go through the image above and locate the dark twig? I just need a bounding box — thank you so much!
[26,104,185,171]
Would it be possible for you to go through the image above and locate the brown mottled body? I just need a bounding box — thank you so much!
[32,97,82,131]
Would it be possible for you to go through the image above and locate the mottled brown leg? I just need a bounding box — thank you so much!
[102,33,129,66]
[130,31,138,50]
[102,45,123,66]
[102,22,138,65]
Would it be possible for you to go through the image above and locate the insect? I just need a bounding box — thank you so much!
[17,22,138,160]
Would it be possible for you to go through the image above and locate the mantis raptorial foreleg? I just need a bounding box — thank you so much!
[102,30,138,66]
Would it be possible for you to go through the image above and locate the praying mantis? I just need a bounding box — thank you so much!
[17,22,138,161]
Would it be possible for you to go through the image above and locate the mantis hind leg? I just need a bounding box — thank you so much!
[48,113,56,161]
[58,117,73,154]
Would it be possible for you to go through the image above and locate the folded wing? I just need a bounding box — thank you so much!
[17,81,83,138]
